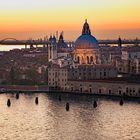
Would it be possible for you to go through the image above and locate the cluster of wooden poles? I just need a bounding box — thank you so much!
[7,93,39,107]
[6,94,139,110]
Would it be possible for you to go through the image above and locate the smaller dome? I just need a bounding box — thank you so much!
[75,34,99,49]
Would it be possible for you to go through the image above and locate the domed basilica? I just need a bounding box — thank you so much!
[73,19,100,65]
[48,20,101,66]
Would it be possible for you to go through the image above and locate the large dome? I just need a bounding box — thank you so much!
[75,34,99,49]
[75,20,99,49]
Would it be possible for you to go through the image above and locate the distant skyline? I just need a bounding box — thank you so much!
[0,0,140,40]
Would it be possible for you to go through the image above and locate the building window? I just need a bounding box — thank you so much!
[126,87,128,93]
[77,56,80,63]
[119,90,122,95]
[90,88,92,93]
[109,90,111,94]
[89,71,91,74]
[90,56,93,63]
[55,72,57,77]
[89,85,92,87]
[87,56,90,64]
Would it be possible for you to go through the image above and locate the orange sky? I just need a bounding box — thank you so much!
[0,0,140,40]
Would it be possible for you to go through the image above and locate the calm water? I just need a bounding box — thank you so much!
[0,45,27,51]
[0,45,43,51]
[0,93,139,140]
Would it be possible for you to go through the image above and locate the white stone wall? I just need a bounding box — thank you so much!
[48,68,68,90]
[68,80,140,97]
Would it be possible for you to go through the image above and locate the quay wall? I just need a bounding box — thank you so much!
[66,80,140,98]
[0,85,48,92]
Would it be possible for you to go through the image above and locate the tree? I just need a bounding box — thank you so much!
[26,68,40,84]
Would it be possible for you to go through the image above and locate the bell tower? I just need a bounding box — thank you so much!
[48,35,57,62]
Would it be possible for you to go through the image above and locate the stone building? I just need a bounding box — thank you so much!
[117,46,140,74]
[68,80,140,97]
[68,64,117,80]
[122,46,140,61]
[48,35,58,62]
[48,64,68,90]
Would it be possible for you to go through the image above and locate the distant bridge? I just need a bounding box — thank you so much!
[0,38,139,46]
[0,38,20,42]
[0,38,48,45]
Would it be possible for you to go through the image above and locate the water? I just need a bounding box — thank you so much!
[0,45,43,51]
[0,93,139,140]
[0,45,27,51]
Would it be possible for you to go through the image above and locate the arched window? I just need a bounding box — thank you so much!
[77,56,80,63]
[87,56,90,64]
[90,56,93,63]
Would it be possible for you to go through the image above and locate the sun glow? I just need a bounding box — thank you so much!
[0,0,139,40]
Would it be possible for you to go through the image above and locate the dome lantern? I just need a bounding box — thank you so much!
[82,19,91,35]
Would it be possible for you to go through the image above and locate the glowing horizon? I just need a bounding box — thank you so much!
[0,0,139,40]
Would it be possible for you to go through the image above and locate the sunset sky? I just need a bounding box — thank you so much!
[0,0,140,40]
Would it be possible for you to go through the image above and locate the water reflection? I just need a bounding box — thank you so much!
[0,93,139,140]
